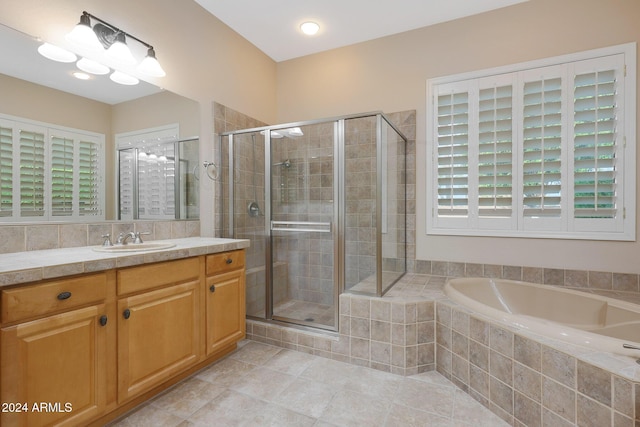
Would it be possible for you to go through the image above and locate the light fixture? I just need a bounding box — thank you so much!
[287,127,304,136]
[72,71,91,80]
[77,57,110,75]
[105,32,136,66]
[137,47,166,77]
[300,21,320,36]
[58,11,166,81]
[110,70,139,85]
[66,12,104,52]
[37,43,77,63]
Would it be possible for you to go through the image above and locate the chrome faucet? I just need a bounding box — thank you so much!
[116,231,136,245]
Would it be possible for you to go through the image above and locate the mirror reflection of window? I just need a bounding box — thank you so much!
[116,125,199,220]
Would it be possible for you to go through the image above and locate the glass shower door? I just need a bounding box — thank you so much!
[269,123,338,330]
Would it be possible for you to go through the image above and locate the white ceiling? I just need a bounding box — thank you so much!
[195,0,529,62]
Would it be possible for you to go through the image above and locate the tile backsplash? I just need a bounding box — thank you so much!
[0,220,200,254]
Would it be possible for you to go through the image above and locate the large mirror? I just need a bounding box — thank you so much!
[0,23,199,222]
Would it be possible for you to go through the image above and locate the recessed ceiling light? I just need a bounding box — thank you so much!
[300,21,320,36]
[72,71,91,80]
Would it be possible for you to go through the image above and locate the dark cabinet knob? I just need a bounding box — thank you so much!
[209,285,216,293]
[123,309,131,319]
[99,315,108,326]
[225,258,233,264]
[57,291,72,300]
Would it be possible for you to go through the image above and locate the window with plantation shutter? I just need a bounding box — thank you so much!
[0,115,105,222]
[0,125,12,217]
[478,81,514,219]
[78,140,101,217]
[437,88,469,217]
[19,129,46,217]
[427,43,635,241]
[522,72,563,222]
[573,70,616,218]
[51,135,74,217]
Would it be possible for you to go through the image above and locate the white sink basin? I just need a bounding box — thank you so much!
[93,242,176,253]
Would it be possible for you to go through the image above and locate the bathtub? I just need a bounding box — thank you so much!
[444,277,640,357]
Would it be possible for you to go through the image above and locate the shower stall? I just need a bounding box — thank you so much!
[221,112,407,331]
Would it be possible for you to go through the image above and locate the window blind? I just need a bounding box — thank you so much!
[573,69,617,219]
[19,129,46,217]
[51,135,74,217]
[118,149,135,219]
[437,91,469,216]
[0,125,12,217]
[522,77,563,218]
[478,84,513,217]
[78,140,101,217]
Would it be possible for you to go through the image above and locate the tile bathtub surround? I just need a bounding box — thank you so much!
[0,220,200,254]
[414,259,640,298]
[110,340,508,427]
[247,292,435,376]
[435,299,638,426]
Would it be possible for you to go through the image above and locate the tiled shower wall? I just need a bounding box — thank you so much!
[213,103,418,299]
[343,114,411,290]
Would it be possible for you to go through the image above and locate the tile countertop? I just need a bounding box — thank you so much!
[0,237,250,289]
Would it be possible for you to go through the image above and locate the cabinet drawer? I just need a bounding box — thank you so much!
[1,273,107,323]
[206,250,245,276]
[117,257,200,295]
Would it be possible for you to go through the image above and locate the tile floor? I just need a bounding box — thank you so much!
[110,340,508,427]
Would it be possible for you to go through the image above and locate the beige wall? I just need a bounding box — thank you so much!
[276,0,640,274]
[0,73,111,133]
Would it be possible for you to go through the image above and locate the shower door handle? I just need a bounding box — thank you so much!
[270,221,331,233]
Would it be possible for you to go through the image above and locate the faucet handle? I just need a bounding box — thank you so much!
[116,232,125,244]
[101,234,113,247]
[134,231,151,244]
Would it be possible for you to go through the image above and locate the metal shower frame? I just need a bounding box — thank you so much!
[221,111,408,331]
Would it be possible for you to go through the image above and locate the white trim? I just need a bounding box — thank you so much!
[426,43,636,241]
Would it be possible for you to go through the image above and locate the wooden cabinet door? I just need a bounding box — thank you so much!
[117,281,199,403]
[0,305,108,427]
[205,269,246,356]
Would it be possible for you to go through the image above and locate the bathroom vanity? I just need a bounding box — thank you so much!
[0,237,249,427]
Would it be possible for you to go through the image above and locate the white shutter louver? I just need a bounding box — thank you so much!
[573,69,617,219]
[19,129,46,217]
[51,135,74,217]
[119,149,135,219]
[478,85,513,217]
[0,125,12,217]
[522,77,563,218]
[78,140,101,217]
[437,91,469,216]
